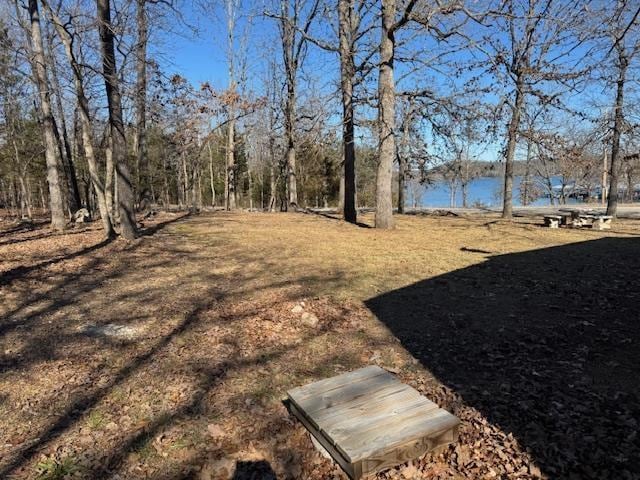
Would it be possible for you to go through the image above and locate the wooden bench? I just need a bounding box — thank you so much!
[286,365,459,479]
[543,215,562,228]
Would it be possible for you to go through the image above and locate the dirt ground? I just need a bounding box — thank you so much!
[0,211,638,480]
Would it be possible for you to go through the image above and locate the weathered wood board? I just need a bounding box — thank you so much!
[287,365,460,479]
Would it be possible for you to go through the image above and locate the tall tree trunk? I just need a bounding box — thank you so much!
[208,140,216,207]
[134,0,147,198]
[397,101,412,215]
[39,181,46,210]
[223,0,238,211]
[339,0,356,223]
[80,118,114,236]
[113,167,120,222]
[225,119,236,209]
[397,153,406,214]
[191,165,198,212]
[18,175,32,218]
[181,151,188,207]
[1,179,11,217]
[285,83,297,208]
[269,155,277,212]
[462,181,468,208]
[338,170,345,212]
[281,0,298,209]
[104,128,115,221]
[9,177,18,218]
[450,179,457,208]
[461,150,470,208]
[607,52,628,218]
[375,0,395,229]
[248,169,253,211]
[43,0,114,237]
[46,28,81,214]
[97,0,137,239]
[162,155,170,207]
[522,137,532,206]
[11,139,30,218]
[502,77,524,219]
[27,0,65,231]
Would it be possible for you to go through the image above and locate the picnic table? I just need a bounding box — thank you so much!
[549,209,613,230]
[286,366,459,479]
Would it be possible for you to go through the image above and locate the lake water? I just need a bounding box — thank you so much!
[407,176,581,208]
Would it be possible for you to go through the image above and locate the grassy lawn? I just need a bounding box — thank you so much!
[1,211,638,479]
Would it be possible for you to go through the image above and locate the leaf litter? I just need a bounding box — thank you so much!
[0,211,638,479]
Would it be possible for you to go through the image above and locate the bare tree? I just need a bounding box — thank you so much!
[223,0,240,210]
[134,0,148,197]
[97,0,137,239]
[41,0,115,237]
[291,0,375,222]
[603,1,640,217]
[375,0,472,228]
[46,26,81,214]
[271,0,320,209]
[26,0,65,231]
[375,0,399,228]
[478,0,590,219]
[337,0,357,222]
[396,96,416,213]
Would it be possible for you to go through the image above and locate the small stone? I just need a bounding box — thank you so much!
[207,424,224,438]
[291,304,304,314]
[301,312,319,328]
[105,422,118,431]
[73,208,91,223]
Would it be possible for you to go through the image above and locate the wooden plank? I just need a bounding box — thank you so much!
[329,399,441,462]
[328,397,437,448]
[297,371,403,416]
[323,390,436,444]
[286,401,356,479]
[359,425,458,477]
[342,407,459,461]
[313,384,417,431]
[287,365,385,403]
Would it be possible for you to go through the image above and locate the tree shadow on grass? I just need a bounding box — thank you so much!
[365,237,640,479]
[0,227,91,248]
[0,212,351,479]
[0,219,48,236]
[0,237,113,287]
[298,209,372,229]
[0,214,190,288]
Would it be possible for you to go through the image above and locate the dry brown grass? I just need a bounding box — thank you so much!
[177,211,640,300]
[0,211,638,480]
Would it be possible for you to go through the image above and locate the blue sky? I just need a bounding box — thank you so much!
[146,0,636,165]
[151,2,231,87]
